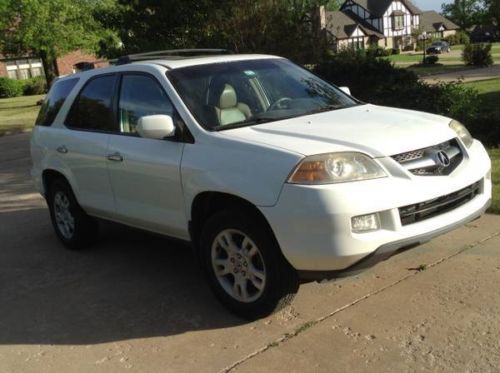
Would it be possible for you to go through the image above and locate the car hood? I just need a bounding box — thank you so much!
[220,104,455,157]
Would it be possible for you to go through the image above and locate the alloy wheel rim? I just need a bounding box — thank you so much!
[211,229,266,303]
[53,191,75,240]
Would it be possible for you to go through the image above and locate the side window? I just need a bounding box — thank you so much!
[66,75,117,132]
[119,74,174,134]
[35,78,79,126]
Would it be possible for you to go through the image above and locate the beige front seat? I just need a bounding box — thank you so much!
[215,84,251,126]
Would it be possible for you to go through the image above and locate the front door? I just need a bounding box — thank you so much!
[106,73,187,239]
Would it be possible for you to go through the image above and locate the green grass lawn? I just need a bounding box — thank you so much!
[0,94,44,135]
[386,42,500,76]
[489,149,500,214]
[463,77,500,113]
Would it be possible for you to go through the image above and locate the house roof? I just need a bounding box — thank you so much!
[420,11,459,32]
[325,10,384,39]
[346,0,422,17]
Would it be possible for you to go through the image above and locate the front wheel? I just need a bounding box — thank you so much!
[200,210,299,320]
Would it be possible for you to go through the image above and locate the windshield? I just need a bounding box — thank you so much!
[167,58,359,131]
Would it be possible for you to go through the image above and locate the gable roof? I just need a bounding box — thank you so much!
[345,0,422,17]
[420,11,459,32]
[325,11,384,39]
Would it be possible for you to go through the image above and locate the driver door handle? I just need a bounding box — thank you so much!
[107,152,123,162]
[56,145,68,154]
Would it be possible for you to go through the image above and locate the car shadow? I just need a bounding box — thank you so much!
[0,206,245,346]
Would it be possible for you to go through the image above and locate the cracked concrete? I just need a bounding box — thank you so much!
[1,133,499,373]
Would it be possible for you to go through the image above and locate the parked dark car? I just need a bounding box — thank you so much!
[426,41,451,54]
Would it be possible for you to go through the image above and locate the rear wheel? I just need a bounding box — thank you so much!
[201,210,299,320]
[47,179,98,250]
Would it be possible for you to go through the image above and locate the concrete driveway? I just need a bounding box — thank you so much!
[1,133,499,373]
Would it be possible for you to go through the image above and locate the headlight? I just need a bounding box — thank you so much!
[449,120,473,148]
[288,152,387,185]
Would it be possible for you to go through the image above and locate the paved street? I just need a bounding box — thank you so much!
[1,133,499,372]
[421,64,500,84]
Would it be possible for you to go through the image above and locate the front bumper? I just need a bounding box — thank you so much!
[298,198,490,281]
[260,140,492,273]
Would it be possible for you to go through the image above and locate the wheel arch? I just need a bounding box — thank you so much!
[189,192,279,252]
[42,169,77,199]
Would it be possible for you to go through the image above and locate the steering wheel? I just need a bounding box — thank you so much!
[268,97,292,111]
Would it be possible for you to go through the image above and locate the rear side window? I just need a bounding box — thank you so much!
[66,74,117,132]
[35,78,79,126]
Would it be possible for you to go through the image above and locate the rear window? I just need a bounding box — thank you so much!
[35,78,79,126]
[65,74,117,132]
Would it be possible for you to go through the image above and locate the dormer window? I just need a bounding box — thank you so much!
[392,10,405,30]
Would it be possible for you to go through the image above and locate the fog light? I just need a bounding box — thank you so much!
[352,213,380,233]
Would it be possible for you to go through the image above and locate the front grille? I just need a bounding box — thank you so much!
[399,181,481,226]
[392,139,463,176]
[392,149,425,164]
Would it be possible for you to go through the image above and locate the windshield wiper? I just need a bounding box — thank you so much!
[304,104,344,115]
[214,117,280,131]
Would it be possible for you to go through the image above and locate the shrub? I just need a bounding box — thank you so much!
[22,76,47,96]
[391,48,401,55]
[312,53,479,125]
[444,31,469,46]
[462,43,493,67]
[0,77,23,98]
[467,111,500,147]
[366,46,391,58]
[457,31,470,45]
[424,55,439,64]
[313,50,419,100]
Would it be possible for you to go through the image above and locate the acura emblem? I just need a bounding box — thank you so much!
[435,151,451,167]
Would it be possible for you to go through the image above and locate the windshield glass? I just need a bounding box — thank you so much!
[167,58,359,131]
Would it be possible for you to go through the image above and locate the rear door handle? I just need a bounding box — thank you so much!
[56,145,68,154]
[107,152,123,162]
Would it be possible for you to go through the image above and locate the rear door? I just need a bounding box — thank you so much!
[106,73,187,239]
[61,74,118,217]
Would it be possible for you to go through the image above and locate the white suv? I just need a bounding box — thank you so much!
[31,50,492,319]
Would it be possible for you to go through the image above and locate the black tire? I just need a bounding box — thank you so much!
[47,178,99,250]
[200,209,299,320]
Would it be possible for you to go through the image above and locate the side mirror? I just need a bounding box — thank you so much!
[136,115,176,140]
[339,86,351,95]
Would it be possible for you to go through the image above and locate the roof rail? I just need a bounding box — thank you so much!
[111,49,234,65]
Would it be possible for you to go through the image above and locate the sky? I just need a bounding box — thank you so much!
[413,0,453,12]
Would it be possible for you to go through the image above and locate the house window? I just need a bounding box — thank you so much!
[393,15,404,30]
[2,58,44,80]
[349,37,365,50]
[18,68,30,80]
[31,67,43,77]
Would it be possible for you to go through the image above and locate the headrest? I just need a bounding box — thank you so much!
[219,84,237,109]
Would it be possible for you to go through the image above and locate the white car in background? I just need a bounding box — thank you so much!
[31,50,492,319]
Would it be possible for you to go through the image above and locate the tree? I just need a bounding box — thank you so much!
[325,0,342,11]
[100,0,332,64]
[483,0,500,27]
[213,0,329,63]
[99,0,229,56]
[0,0,116,86]
[441,0,484,30]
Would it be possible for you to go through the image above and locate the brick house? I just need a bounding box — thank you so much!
[0,50,108,81]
